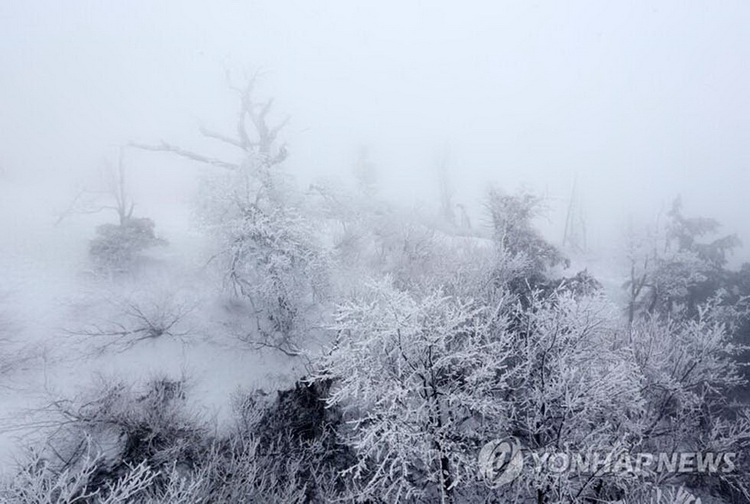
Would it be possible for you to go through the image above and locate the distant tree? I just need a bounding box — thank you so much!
[624,197,750,401]
[56,150,136,227]
[456,203,472,231]
[352,146,378,198]
[435,146,456,226]
[488,190,567,272]
[625,196,744,323]
[56,150,166,275]
[485,189,569,300]
[561,177,587,254]
[132,75,289,193]
[134,76,327,354]
[89,217,166,274]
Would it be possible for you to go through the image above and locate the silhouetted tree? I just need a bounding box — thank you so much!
[625,196,743,322]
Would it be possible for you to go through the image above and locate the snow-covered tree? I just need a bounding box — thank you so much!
[135,77,328,353]
[319,272,750,502]
[487,190,567,276]
[318,278,519,502]
[57,152,167,276]
[624,197,743,322]
[89,217,166,274]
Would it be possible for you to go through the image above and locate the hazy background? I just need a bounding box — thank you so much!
[1,0,749,479]
[1,0,749,260]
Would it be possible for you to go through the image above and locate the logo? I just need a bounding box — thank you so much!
[477,437,736,489]
[478,437,524,487]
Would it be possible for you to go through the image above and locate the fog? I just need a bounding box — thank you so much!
[1,2,750,500]
[3,1,749,252]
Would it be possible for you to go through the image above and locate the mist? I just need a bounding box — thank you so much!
[1,2,750,502]
[3,2,750,245]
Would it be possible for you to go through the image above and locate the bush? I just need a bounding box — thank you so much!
[89,217,166,274]
[1,376,351,503]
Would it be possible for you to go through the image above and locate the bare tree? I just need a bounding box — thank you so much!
[131,74,289,183]
[131,76,290,220]
[68,293,194,354]
[55,149,134,227]
[352,146,377,198]
[561,176,587,254]
[435,145,455,226]
[55,149,165,275]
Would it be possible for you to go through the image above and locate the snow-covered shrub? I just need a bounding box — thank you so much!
[39,377,205,487]
[0,376,201,503]
[89,217,166,275]
[227,380,352,502]
[2,448,158,504]
[0,376,326,503]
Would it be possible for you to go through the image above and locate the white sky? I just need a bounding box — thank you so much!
[1,1,749,257]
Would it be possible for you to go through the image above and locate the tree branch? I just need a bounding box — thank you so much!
[129,141,239,170]
[198,125,249,151]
